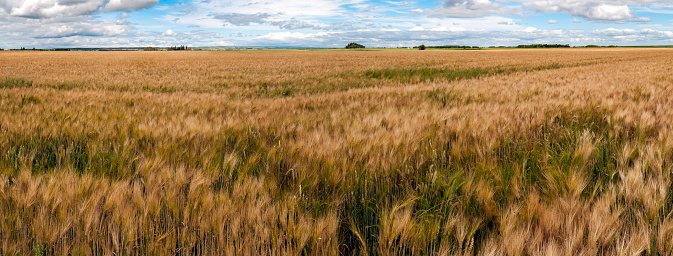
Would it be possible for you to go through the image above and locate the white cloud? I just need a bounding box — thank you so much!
[163,29,176,36]
[3,17,673,49]
[195,0,358,18]
[0,0,159,19]
[2,0,673,49]
[0,15,135,48]
[430,27,449,31]
[213,13,272,26]
[515,0,661,22]
[160,0,378,31]
[419,0,666,23]
[240,27,673,48]
[104,0,159,12]
[523,26,537,32]
[425,16,525,31]
[0,0,105,19]
[255,31,331,42]
[420,0,523,18]
[38,22,127,38]
[430,26,469,32]
[630,16,651,22]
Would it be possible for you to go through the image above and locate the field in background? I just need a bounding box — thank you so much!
[2,49,673,255]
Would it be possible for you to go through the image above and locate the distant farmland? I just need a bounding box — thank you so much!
[2,49,673,254]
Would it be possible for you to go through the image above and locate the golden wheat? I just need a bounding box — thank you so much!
[2,48,673,254]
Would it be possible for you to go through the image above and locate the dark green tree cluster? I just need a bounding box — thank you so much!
[516,44,570,48]
[345,42,365,49]
[144,47,158,51]
[169,45,191,51]
[585,45,619,48]
[418,44,426,50]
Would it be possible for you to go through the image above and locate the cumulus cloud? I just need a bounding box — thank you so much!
[255,31,332,42]
[163,29,176,36]
[160,0,382,31]
[213,13,272,26]
[419,0,665,23]
[431,26,468,32]
[0,15,135,48]
[523,26,537,32]
[247,27,673,48]
[2,0,673,49]
[193,0,355,18]
[0,0,105,19]
[630,16,651,22]
[421,0,523,18]
[0,0,158,19]
[29,20,128,38]
[0,0,162,49]
[0,0,166,49]
[272,19,318,30]
[105,0,158,12]
[208,11,364,31]
[517,0,659,22]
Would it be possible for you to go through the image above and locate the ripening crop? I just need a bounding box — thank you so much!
[1,48,673,255]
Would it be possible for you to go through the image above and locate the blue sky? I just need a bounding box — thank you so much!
[2,0,673,48]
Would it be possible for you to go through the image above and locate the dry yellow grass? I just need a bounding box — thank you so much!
[1,48,673,254]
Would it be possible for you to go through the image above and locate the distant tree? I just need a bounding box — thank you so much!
[585,44,599,48]
[144,47,158,51]
[425,45,480,49]
[345,42,365,49]
[517,44,570,48]
[418,44,426,50]
[168,45,191,51]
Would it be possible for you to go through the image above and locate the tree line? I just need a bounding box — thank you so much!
[517,44,570,48]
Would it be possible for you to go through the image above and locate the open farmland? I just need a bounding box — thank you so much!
[2,49,673,255]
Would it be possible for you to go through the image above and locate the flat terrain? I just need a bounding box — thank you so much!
[2,49,673,255]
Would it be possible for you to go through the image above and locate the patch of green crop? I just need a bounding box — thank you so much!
[142,85,179,93]
[362,66,516,83]
[20,95,41,105]
[301,106,651,255]
[426,88,485,107]
[4,133,89,175]
[490,107,628,202]
[254,82,296,97]
[0,78,33,89]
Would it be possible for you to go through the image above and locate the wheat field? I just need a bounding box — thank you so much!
[1,48,673,255]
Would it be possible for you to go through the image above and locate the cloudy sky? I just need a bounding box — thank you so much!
[2,0,673,48]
